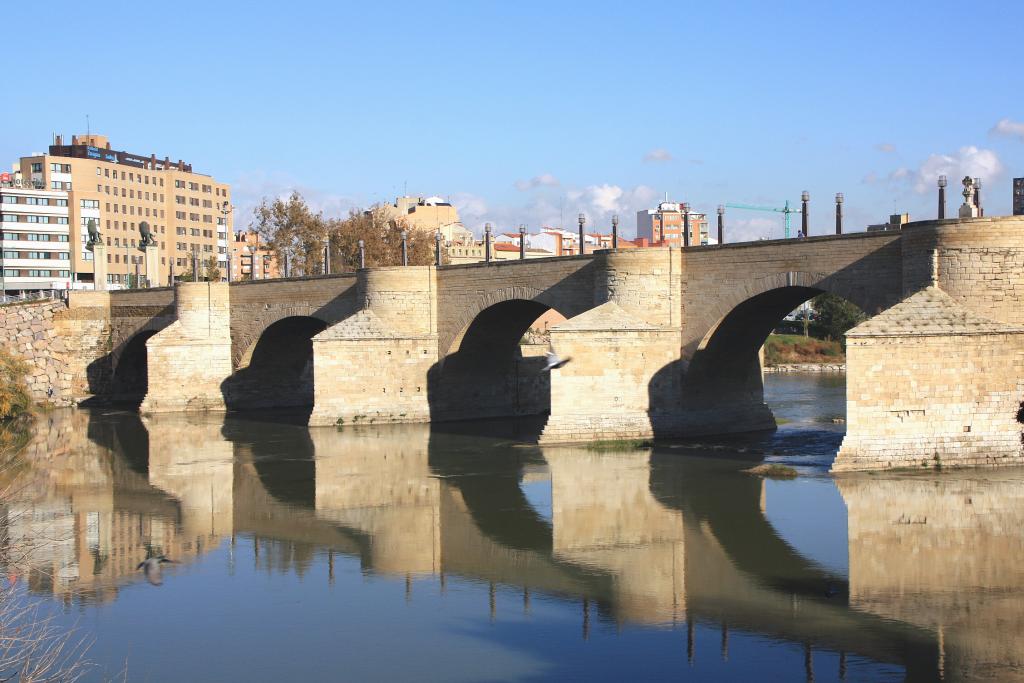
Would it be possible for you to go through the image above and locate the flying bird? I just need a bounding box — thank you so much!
[137,556,177,586]
[542,348,572,372]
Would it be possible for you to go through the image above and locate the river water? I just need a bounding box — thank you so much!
[2,373,1022,682]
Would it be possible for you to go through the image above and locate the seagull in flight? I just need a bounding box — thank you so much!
[137,556,177,586]
[542,347,572,372]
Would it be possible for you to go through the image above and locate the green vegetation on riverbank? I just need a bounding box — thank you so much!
[0,348,31,421]
[765,334,843,366]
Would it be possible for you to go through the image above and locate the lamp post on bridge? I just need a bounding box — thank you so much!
[801,191,809,238]
[717,205,725,245]
[974,177,983,216]
[434,231,442,267]
[682,203,691,247]
[220,202,234,282]
[577,213,585,255]
[611,215,618,249]
[358,239,365,269]
[938,175,947,219]
[835,193,844,235]
[484,223,492,263]
[400,231,408,266]
[519,225,526,260]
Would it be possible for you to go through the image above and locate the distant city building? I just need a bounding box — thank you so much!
[866,213,910,232]
[10,133,231,289]
[447,227,634,265]
[383,195,470,240]
[636,201,709,246]
[231,231,279,280]
[0,184,72,295]
[1014,178,1024,216]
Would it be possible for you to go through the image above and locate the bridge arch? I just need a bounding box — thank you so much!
[223,315,328,410]
[676,282,865,435]
[110,328,162,404]
[429,296,568,421]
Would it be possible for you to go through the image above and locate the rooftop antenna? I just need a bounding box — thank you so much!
[86,114,90,137]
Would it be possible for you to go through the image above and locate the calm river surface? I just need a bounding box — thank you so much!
[3,373,1022,682]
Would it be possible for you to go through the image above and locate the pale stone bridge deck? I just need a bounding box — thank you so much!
[49,216,1024,471]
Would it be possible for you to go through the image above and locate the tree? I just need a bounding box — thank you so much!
[327,206,439,270]
[204,255,222,282]
[250,192,327,276]
[811,293,866,346]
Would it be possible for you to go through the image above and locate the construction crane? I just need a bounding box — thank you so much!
[725,200,803,239]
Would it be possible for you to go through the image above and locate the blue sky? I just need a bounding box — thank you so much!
[4,0,1022,239]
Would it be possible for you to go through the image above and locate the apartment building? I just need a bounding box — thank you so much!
[0,182,72,295]
[231,231,279,279]
[13,134,231,288]
[636,201,709,246]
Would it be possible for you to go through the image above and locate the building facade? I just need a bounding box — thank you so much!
[231,231,279,280]
[636,201,709,246]
[0,183,72,295]
[1014,178,1024,216]
[12,134,231,289]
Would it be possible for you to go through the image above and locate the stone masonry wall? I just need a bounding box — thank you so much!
[680,231,902,359]
[900,217,1024,323]
[835,330,1024,471]
[0,300,74,406]
[229,274,358,366]
[140,282,232,413]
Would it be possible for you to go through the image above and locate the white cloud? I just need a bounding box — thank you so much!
[230,171,361,230]
[727,217,781,242]
[990,118,1024,141]
[643,148,673,163]
[912,146,1003,194]
[874,143,896,153]
[456,183,660,237]
[513,173,560,191]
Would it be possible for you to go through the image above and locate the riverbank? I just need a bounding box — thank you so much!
[764,363,845,373]
[764,333,844,369]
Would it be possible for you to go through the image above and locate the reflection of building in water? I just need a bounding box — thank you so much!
[547,448,685,623]
[840,474,1024,681]
[313,425,439,575]
[0,411,223,604]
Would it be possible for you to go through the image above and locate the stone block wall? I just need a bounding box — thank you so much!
[541,302,681,444]
[309,310,437,426]
[835,330,1024,471]
[0,300,74,406]
[359,267,438,337]
[140,282,232,413]
[900,217,1024,323]
[229,274,358,365]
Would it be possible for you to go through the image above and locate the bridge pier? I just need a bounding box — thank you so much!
[140,282,232,413]
[540,302,681,443]
[309,267,438,427]
[834,287,1024,471]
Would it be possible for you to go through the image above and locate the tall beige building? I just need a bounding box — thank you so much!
[13,134,232,288]
[383,195,473,244]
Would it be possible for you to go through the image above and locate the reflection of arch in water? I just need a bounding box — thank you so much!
[428,298,564,421]
[222,316,328,411]
[649,449,847,599]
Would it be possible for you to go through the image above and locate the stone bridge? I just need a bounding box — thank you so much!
[53,215,1024,471]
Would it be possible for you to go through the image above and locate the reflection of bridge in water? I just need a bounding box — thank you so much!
[5,410,1023,680]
